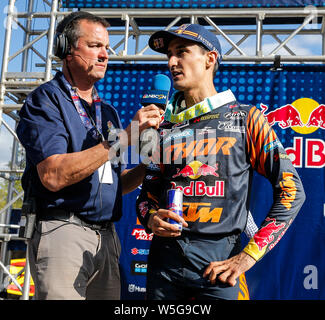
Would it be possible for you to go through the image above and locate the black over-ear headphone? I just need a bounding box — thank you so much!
[53,11,92,60]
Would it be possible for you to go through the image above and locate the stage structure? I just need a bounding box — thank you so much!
[0,0,325,299]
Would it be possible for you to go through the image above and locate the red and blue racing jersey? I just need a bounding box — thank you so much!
[136,90,305,261]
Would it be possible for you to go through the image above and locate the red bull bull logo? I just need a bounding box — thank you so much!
[260,103,303,129]
[253,218,286,251]
[260,98,325,134]
[172,160,219,179]
[306,104,325,129]
[261,98,325,168]
[197,163,219,177]
[172,165,195,178]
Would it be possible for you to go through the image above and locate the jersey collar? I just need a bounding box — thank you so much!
[164,89,237,123]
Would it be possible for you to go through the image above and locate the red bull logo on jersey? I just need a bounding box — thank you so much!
[172,160,219,179]
[171,161,224,198]
[253,218,286,251]
[244,218,291,261]
[171,180,225,197]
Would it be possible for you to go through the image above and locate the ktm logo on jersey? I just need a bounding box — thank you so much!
[279,172,297,210]
[183,202,223,223]
[164,137,237,163]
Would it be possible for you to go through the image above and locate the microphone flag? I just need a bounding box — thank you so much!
[141,74,171,110]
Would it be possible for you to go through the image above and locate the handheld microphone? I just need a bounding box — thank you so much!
[141,74,171,110]
[139,74,171,161]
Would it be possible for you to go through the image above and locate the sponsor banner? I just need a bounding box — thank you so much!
[131,248,150,256]
[131,228,153,241]
[131,261,148,275]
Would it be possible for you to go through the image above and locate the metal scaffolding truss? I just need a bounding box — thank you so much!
[1,1,325,113]
[0,0,325,298]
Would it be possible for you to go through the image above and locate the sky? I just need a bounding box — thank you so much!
[0,0,58,169]
[0,0,322,169]
[0,1,29,169]
[1,1,16,169]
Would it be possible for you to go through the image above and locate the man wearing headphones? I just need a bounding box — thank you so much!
[16,11,163,300]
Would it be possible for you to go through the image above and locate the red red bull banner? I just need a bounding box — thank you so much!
[100,64,325,300]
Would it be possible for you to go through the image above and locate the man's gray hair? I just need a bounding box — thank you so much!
[56,12,110,49]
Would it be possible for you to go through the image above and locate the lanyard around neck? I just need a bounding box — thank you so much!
[62,75,104,141]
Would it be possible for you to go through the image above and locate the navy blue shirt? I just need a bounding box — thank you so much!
[16,71,126,222]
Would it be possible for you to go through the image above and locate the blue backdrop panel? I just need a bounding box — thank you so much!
[96,64,325,300]
[62,0,325,8]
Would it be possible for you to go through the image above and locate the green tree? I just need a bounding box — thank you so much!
[0,175,23,210]
[0,144,25,211]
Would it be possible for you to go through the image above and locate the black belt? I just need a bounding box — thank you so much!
[37,208,113,231]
